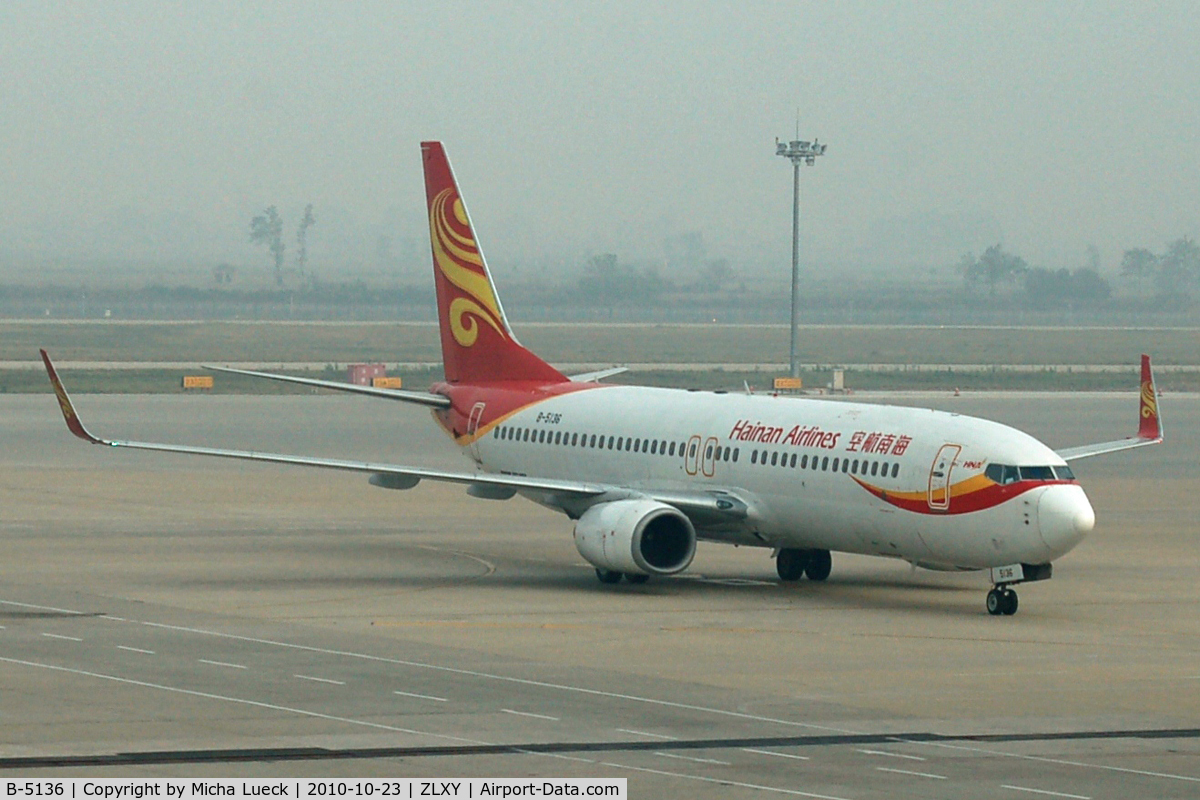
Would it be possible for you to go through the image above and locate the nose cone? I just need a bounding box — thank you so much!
[1037,485,1095,557]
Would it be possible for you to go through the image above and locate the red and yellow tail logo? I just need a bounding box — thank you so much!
[428,186,507,348]
[421,142,566,385]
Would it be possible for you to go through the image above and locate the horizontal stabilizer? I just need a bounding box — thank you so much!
[202,365,451,408]
[568,366,629,382]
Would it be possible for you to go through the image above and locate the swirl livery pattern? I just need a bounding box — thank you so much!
[429,188,507,347]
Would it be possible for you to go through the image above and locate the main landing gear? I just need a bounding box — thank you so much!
[776,548,832,582]
[595,568,649,584]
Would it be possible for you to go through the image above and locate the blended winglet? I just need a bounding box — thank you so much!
[1056,354,1162,461]
[40,350,108,445]
[1138,353,1162,441]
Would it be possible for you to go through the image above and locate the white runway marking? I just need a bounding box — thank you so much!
[198,659,247,669]
[502,708,560,721]
[597,760,854,799]
[1001,785,1091,799]
[394,690,447,702]
[655,751,731,766]
[743,748,810,760]
[877,766,947,780]
[4,600,87,616]
[918,739,1200,784]
[617,729,678,739]
[858,748,925,761]
[0,655,489,746]
[117,645,154,654]
[41,633,82,642]
[294,674,345,685]
[93,614,860,734]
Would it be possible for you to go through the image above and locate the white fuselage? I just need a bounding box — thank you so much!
[466,386,1095,570]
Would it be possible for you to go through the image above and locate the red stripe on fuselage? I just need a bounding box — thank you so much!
[853,475,1077,515]
[431,380,610,443]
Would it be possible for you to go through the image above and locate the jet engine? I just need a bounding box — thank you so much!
[573,499,696,576]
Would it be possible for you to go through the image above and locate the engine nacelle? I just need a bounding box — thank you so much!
[573,500,696,576]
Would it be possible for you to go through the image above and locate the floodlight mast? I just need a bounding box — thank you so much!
[775,137,827,379]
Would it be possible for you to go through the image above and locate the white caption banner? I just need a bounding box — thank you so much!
[3,780,627,800]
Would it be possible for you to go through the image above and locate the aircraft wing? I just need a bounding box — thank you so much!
[201,364,452,408]
[568,366,629,382]
[1056,354,1163,461]
[43,350,606,498]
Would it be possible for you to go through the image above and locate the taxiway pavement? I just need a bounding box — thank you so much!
[1,391,1198,798]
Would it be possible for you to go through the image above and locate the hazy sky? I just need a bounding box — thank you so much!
[1,1,1197,283]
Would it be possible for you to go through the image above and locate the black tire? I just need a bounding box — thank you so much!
[805,549,832,582]
[776,548,808,581]
[986,588,1004,615]
[596,568,623,584]
[625,573,650,584]
[1002,589,1019,616]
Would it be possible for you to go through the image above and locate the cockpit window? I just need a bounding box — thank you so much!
[986,464,1021,484]
[1019,465,1056,481]
[1053,465,1075,480]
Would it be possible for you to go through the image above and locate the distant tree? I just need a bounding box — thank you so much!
[1156,237,1200,300]
[578,253,663,310]
[295,204,316,286]
[700,258,734,289]
[250,207,286,286]
[1120,248,1158,296]
[1024,267,1111,308]
[961,244,1028,296]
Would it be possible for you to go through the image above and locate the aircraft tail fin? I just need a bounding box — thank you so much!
[421,141,566,385]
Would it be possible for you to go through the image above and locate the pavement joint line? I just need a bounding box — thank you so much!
[655,751,731,766]
[198,659,247,669]
[876,766,947,780]
[742,748,810,760]
[501,709,559,721]
[41,633,82,642]
[0,655,491,747]
[117,645,154,654]
[857,748,925,761]
[596,761,853,800]
[1001,785,1091,799]
[617,729,678,740]
[294,674,345,686]
[394,690,447,702]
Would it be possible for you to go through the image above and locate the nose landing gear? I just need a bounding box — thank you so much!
[986,587,1018,616]
[986,562,1052,616]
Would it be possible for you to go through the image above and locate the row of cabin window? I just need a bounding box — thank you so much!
[492,425,900,479]
[494,425,691,458]
[750,449,902,479]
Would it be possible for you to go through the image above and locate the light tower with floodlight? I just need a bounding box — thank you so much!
[775,135,827,379]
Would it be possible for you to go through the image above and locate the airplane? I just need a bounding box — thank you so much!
[41,141,1163,616]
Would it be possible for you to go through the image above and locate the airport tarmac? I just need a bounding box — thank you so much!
[1,390,1198,798]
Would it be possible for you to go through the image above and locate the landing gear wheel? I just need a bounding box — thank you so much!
[1002,589,1018,615]
[596,568,623,584]
[805,549,832,581]
[986,588,1004,615]
[986,587,1019,615]
[776,548,809,581]
[625,573,650,584]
